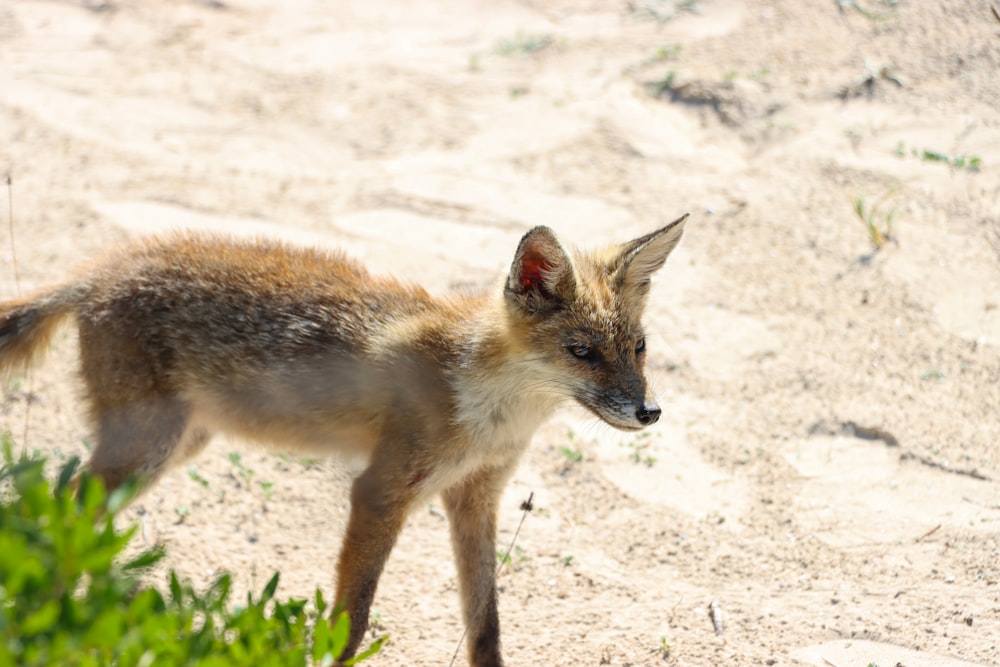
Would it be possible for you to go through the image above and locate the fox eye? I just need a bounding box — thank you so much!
[568,343,593,360]
[635,338,646,354]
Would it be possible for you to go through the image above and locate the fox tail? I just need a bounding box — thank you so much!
[0,283,90,375]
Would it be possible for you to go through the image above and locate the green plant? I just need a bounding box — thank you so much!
[228,451,253,482]
[835,0,900,20]
[278,453,321,470]
[840,60,904,98]
[558,431,584,466]
[851,190,899,250]
[557,430,584,466]
[625,44,681,77]
[187,466,210,488]
[559,445,583,463]
[0,438,383,666]
[645,69,678,98]
[494,31,553,56]
[496,545,528,570]
[368,608,386,632]
[631,0,702,23]
[228,451,275,500]
[622,432,657,467]
[895,142,982,171]
[659,634,671,658]
[920,148,982,170]
[653,44,681,60]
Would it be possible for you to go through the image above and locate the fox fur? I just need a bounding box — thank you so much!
[0,216,687,666]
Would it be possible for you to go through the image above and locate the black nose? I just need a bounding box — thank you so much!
[636,402,661,426]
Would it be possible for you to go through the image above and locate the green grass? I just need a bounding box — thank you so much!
[187,466,210,488]
[631,0,702,23]
[895,142,982,171]
[659,634,672,658]
[228,451,275,500]
[836,0,901,20]
[653,44,682,60]
[851,190,899,251]
[622,432,657,467]
[645,69,678,98]
[559,444,583,464]
[921,369,946,382]
[496,545,528,570]
[494,31,553,57]
[558,430,584,466]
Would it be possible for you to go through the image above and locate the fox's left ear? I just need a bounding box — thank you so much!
[614,213,688,298]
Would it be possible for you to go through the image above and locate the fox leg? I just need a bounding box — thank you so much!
[441,463,515,667]
[334,455,415,661]
[87,396,194,493]
[78,319,196,493]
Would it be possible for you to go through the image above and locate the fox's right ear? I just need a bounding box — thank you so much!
[505,226,576,315]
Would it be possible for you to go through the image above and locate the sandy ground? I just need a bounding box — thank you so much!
[2,1,1000,665]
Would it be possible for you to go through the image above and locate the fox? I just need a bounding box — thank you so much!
[0,215,687,666]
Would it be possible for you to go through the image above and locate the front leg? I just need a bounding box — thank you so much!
[442,463,516,667]
[334,461,413,662]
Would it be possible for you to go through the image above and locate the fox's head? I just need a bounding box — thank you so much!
[504,215,687,431]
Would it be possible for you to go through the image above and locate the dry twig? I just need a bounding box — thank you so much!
[915,524,941,543]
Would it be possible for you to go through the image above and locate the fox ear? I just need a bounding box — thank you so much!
[505,226,576,314]
[614,214,688,298]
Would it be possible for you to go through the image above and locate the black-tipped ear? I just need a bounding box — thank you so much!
[505,226,576,314]
[615,213,688,297]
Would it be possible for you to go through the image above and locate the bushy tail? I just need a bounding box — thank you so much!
[0,283,90,375]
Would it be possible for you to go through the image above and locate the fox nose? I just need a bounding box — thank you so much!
[635,402,661,426]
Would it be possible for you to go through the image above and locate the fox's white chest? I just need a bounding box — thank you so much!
[453,365,564,464]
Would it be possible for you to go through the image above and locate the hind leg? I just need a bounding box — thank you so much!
[87,396,194,493]
[76,312,208,494]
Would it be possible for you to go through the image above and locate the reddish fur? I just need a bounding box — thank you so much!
[0,218,687,666]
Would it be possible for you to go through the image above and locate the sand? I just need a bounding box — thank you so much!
[2,1,998,664]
